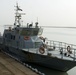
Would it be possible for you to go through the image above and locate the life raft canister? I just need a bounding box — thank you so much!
[67,46,72,54]
[24,36,30,40]
[39,46,45,54]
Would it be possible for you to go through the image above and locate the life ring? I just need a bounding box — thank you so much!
[67,46,72,54]
[24,36,30,40]
[39,47,45,54]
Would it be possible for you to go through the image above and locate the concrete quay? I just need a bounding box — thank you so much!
[0,52,38,75]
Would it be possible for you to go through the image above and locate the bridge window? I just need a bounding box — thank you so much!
[20,28,41,36]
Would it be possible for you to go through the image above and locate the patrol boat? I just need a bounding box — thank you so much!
[0,4,76,72]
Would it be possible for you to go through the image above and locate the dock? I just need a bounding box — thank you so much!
[0,52,38,75]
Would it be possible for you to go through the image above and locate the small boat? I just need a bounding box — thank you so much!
[0,3,76,72]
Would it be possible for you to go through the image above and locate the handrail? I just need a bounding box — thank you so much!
[45,40,76,61]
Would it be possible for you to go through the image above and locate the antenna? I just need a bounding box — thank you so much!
[37,17,38,22]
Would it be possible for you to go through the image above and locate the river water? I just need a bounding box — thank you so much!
[31,28,76,75]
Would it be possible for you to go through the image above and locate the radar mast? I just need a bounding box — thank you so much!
[14,3,25,27]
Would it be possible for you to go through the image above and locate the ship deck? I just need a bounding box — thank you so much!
[48,50,76,61]
[22,39,76,61]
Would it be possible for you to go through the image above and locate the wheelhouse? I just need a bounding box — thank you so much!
[20,27,43,36]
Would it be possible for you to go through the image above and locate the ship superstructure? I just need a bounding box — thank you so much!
[3,3,43,53]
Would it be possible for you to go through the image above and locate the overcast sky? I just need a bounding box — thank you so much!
[0,0,76,31]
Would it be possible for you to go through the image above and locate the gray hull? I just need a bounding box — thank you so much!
[1,45,76,72]
[22,51,76,72]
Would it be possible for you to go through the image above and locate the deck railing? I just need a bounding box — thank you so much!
[45,40,76,61]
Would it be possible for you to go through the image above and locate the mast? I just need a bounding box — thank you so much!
[14,3,25,27]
